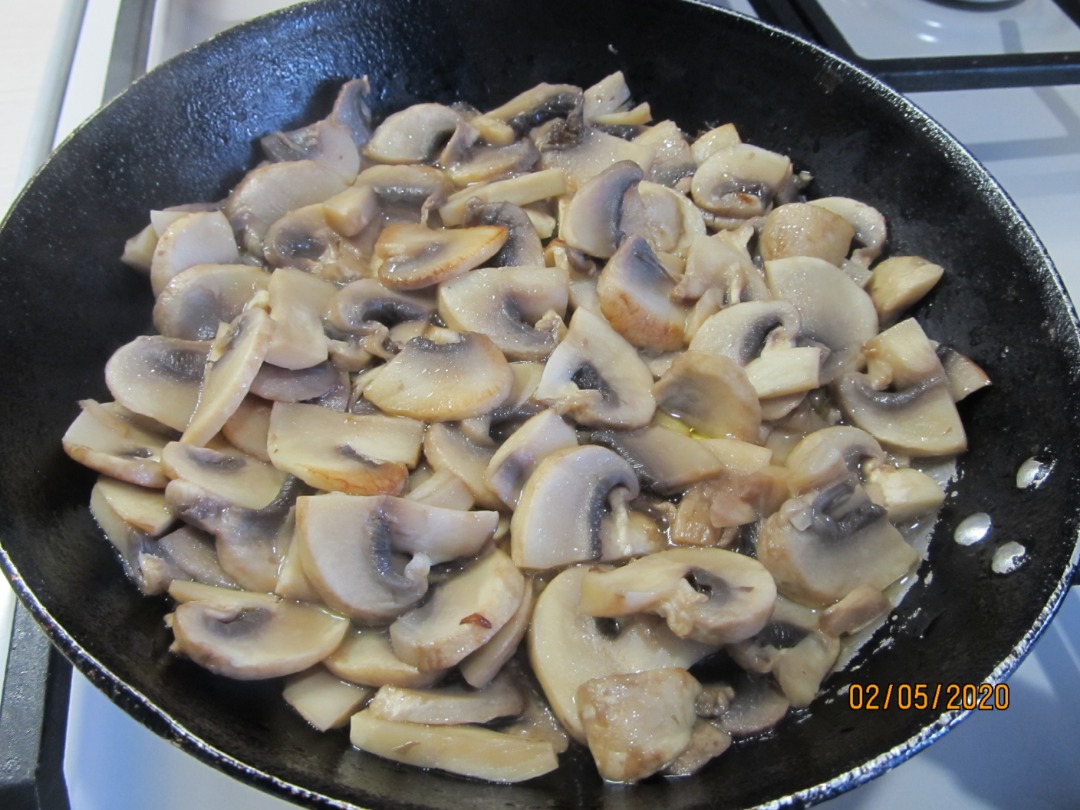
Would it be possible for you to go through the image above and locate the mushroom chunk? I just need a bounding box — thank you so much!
[149,210,240,296]
[653,351,762,441]
[438,265,569,360]
[153,264,270,341]
[364,103,465,164]
[105,336,209,432]
[373,223,508,290]
[597,236,687,351]
[757,479,919,607]
[295,492,498,623]
[282,666,372,732]
[62,400,173,488]
[510,445,639,570]
[325,626,444,688]
[717,675,791,737]
[690,143,795,220]
[167,583,348,680]
[463,200,545,266]
[534,308,656,429]
[675,227,767,305]
[868,255,945,324]
[363,330,513,421]
[559,160,646,259]
[760,202,855,266]
[367,671,525,725]
[485,409,578,508]
[389,549,525,671]
[576,668,701,783]
[579,547,777,645]
[528,565,710,742]
[438,168,567,226]
[809,196,887,268]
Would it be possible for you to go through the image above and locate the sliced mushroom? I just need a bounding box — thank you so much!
[688,300,801,367]
[653,351,762,441]
[167,583,348,679]
[597,236,687,351]
[760,202,855,266]
[367,671,525,725]
[444,138,540,186]
[819,584,892,638]
[182,307,275,446]
[105,335,209,432]
[783,425,885,494]
[664,720,733,777]
[364,103,465,164]
[262,267,337,370]
[89,479,168,592]
[354,163,455,222]
[438,168,566,227]
[363,330,513,422]
[463,200,545,266]
[325,77,374,148]
[162,440,286,510]
[536,122,654,192]
[154,525,238,591]
[938,344,991,402]
[635,121,696,188]
[717,675,791,737]
[579,547,777,645]
[325,625,445,688]
[350,711,558,783]
[510,445,639,570]
[484,409,578,508]
[260,119,361,181]
[577,668,701,783]
[757,479,920,607]
[405,467,475,511]
[296,492,498,623]
[690,143,795,220]
[62,400,173,487]
[423,423,502,509]
[153,264,270,341]
[322,184,380,237]
[690,123,741,165]
[558,160,645,259]
[438,265,569,360]
[221,396,272,461]
[330,277,436,337]
[809,197,887,268]
[283,666,373,731]
[262,203,366,282]
[389,548,525,671]
[248,361,341,403]
[864,464,947,522]
[373,222,507,289]
[638,181,705,256]
[676,227,767,310]
[485,82,583,134]
[149,210,240,296]
[868,255,945,324]
[528,565,710,742]
[93,475,174,535]
[459,578,535,688]
[534,307,656,428]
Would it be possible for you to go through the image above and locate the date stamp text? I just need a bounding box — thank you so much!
[847,682,1010,711]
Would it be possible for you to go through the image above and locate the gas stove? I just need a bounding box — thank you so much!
[2,1,1079,808]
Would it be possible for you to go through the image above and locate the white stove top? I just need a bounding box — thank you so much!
[2,0,1079,808]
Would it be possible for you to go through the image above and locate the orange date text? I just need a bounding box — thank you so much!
[847,682,1009,711]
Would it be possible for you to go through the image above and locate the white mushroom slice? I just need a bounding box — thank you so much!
[322,184,379,237]
[423,423,501,510]
[459,578,535,688]
[743,344,824,399]
[938,345,991,402]
[368,671,525,725]
[283,666,372,731]
[105,336,209,432]
[249,361,342,402]
[820,584,892,638]
[364,331,513,421]
[330,277,436,336]
[90,479,166,592]
[579,547,777,645]
[536,124,654,192]
[462,200,545,266]
[267,402,422,495]
[153,264,270,341]
[765,256,879,384]
[510,445,639,570]
[688,300,801,367]
[783,425,885,494]
[182,308,274,446]
[405,467,475,511]
[674,227,767,305]
[94,475,174,535]
[760,202,855,266]
[865,464,946,522]
[690,123,741,165]
[261,203,365,280]
[167,585,348,680]
[162,441,286,509]
[260,119,361,181]
[155,526,238,591]
[373,222,507,289]
[638,181,705,256]
[275,535,322,602]
[390,549,525,671]
[62,400,172,488]
[635,122,696,188]
[597,236,687,351]
[221,396,271,462]
[438,168,567,227]
[653,351,761,441]
[690,143,795,219]
[149,210,240,296]
[224,160,349,256]
[576,668,701,783]
[296,492,498,623]
[263,266,337,370]
[809,197,887,268]
[558,161,645,259]
[121,221,158,272]
[353,163,455,223]
[364,103,466,164]
[528,565,710,742]
[718,675,791,737]
[485,82,583,133]
[868,255,945,324]
[444,138,539,186]
[534,308,656,429]
[757,480,920,607]
[583,72,633,123]
[350,711,558,783]
[438,265,569,360]
[484,410,578,508]
[325,626,445,688]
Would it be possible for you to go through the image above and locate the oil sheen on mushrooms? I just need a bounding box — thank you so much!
[67,73,990,786]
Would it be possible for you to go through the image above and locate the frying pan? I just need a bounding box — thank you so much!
[1,0,1078,807]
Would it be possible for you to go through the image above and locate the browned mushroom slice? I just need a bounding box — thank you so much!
[423,423,501,510]
[690,143,795,220]
[757,479,919,607]
[534,308,656,429]
[364,330,513,421]
[364,103,466,164]
[373,223,507,289]
[105,336,209,432]
[484,409,578,508]
[819,584,892,638]
[389,548,525,671]
[153,264,269,341]
[597,236,687,351]
[225,159,349,256]
[760,202,855,266]
[809,197,887,269]
[325,626,446,688]
[577,668,701,783]
[558,161,646,259]
[438,168,567,226]
[510,445,640,570]
[528,565,710,743]
[267,402,423,495]
[167,583,348,680]
[63,400,173,487]
[438,265,569,360]
[459,578,535,688]
[282,666,372,731]
[161,441,286,509]
[463,200,545,266]
[653,351,762,441]
[296,492,498,623]
[868,255,945,324]
[579,547,777,645]
[182,308,275,446]
[149,210,240,296]
[368,671,525,725]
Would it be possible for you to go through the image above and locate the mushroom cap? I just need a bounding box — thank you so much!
[153,264,269,341]
[260,119,361,182]
[162,441,286,510]
[596,236,687,351]
[330,278,436,335]
[374,223,508,290]
[105,336,209,432]
[484,82,584,134]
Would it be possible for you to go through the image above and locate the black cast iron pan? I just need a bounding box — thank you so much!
[1,0,1079,807]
